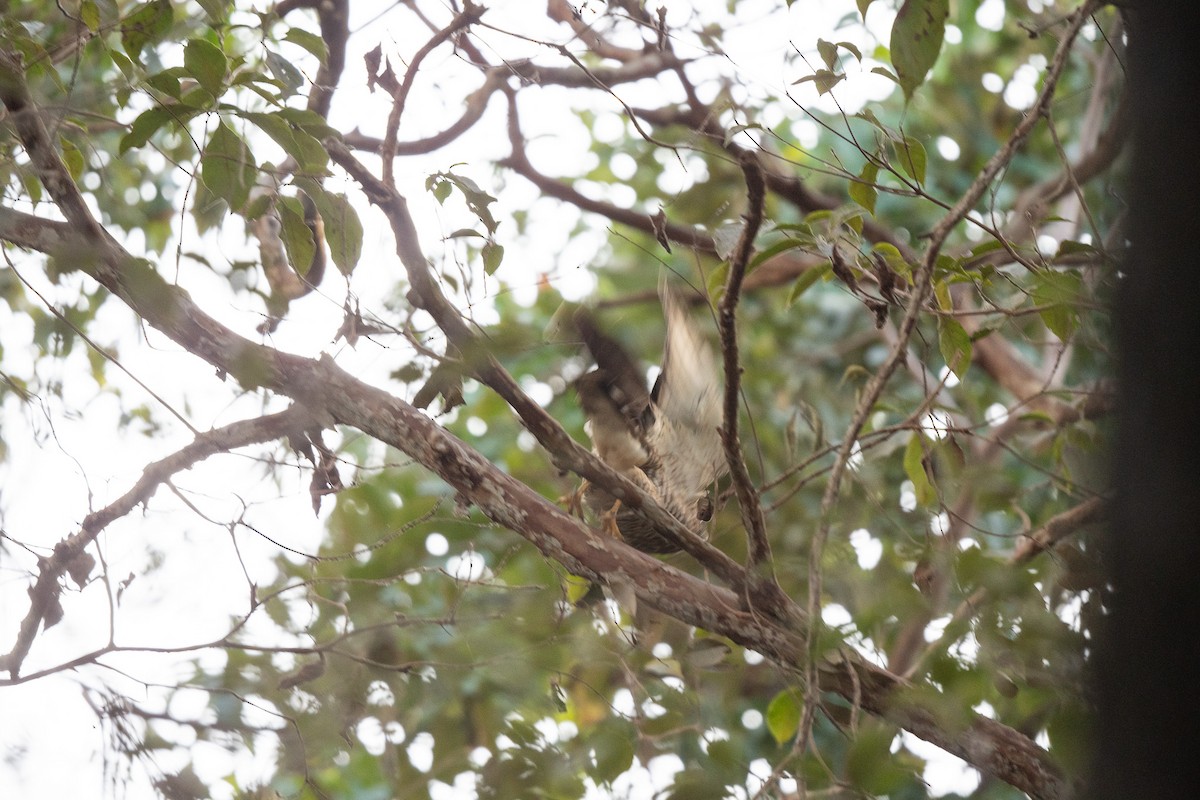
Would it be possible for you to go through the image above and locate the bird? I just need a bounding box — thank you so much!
[572,281,727,554]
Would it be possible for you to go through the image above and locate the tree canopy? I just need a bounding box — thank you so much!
[0,1,1123,799]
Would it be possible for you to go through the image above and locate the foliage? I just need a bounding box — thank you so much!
[0,1,1121,799]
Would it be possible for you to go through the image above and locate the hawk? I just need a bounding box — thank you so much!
[573,282,727,553]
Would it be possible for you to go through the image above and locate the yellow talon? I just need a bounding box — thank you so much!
[600,499,624,540]
[559,479,589,519]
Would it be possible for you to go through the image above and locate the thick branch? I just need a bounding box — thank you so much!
[504,50,686,89]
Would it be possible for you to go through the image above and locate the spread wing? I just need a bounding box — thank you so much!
[574,307,653,428]
[573,281,727,553]
[651,280,727,498]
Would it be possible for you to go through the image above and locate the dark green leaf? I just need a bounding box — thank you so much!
[277,195,315,281]
[121,0,173,61]
[265,49,304,96]
[904,432,936,507]
[294,178,364,277]
[482,242,504,275]
[121,106,197,154]
[243,111,327,173]
[786,261,831,306]
[200,122,255,211]
[890,0,949,101]
[846,724,911,793]
[938,316,972,379]
[1034,270,1083,338]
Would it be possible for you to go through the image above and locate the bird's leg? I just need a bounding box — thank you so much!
[559,479,589,519]
[600,499,624,540]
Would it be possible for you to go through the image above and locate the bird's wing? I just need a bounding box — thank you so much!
[574,306,652,429]
[651,280,727,493]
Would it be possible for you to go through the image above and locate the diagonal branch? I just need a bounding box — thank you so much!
[326,137,761,599]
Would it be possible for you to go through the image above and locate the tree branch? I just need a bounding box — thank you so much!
[0,408,306,679]
[718,151,772,570]
[380,2,485,188]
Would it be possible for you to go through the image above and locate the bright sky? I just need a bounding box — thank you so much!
[0,1,1033,797]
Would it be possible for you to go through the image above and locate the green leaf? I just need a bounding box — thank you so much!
[838,41,863,62]
[274,108,340,140]
[792,69,845,96]
[857,0,877,20]
[294,179,364,277]
[904,432,936,507]
[284,28,329,65]
[243,112,328,173]
[890,135,927,185]
[872,242,910,276]
[817,39,838,71]
[890,0,948,101]
[748,237,805,273]
[80,1,101,31]
[277,196,315,280]
[183,38,227,97]
[766,690,801,745]
[200,122,255,211]
[196,0,231,21]
[482,242,504,275]
[706,259,730,302]
[849,160,879,214]
[938,317,972,379]
[846,725,911,793]
[1033,270,1083,338]
[933,278,952,311]
[588,719,635,785]
[121,0,173,61]
[786,261,831,307]
[121,106,196,154]
[871,65,900,84]
[317,194,362,276]
[265,49,304,96]
[428,174,453,204]
[60,137,84,181]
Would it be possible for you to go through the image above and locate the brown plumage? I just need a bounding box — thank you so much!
[573,282,726,553]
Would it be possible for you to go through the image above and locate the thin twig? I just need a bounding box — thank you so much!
[380,2,485,188]
[0,408,307,678]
